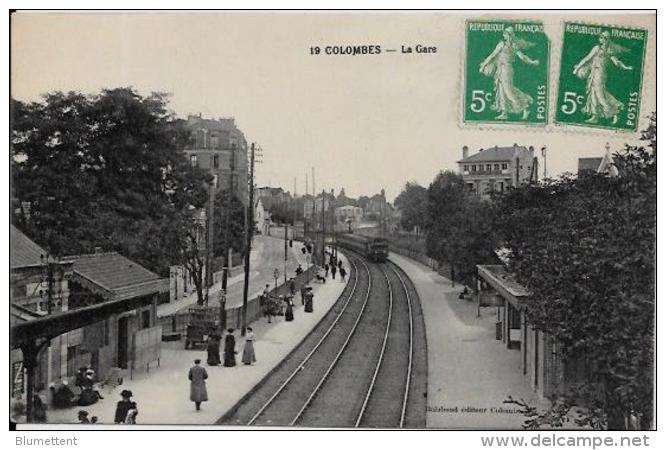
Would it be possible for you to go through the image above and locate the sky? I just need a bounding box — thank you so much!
[10,11,656,202]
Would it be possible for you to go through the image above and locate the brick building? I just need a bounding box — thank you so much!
[183,114,249,205]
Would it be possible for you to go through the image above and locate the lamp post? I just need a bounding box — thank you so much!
[273,268,279,290]
[40,254,63,314]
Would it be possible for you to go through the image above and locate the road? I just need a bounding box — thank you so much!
[160,234,309,317]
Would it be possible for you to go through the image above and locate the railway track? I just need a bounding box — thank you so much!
[219,252,426,428]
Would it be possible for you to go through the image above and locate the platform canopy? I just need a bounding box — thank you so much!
[477,264,530,309]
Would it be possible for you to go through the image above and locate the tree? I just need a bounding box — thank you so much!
[11,88,211,280]
[394,181,428,234]
[425,171,497,286]
[494,114,656,429]
[213,189,246,259]
[268,200,295,225]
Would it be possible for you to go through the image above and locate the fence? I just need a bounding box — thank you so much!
[159,266,317,338]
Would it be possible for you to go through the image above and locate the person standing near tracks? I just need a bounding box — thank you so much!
[224,329,237,367]
[242,327,257,365]
[285,295,294,321]
[188,360,208,412]
[300,285,307,305]
[339,265,347,282]
[304,286,314,313]
[330,264,337,280]
[206,331,221,366]
[324,263,329,278]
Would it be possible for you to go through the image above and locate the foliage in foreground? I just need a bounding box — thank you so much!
[495,113,656,430]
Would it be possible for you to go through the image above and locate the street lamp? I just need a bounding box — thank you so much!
[39,254,63,314]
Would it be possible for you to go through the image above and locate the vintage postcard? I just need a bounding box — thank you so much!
[8,10,656,434]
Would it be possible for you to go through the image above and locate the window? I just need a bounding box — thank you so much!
[486,164,492,171]
[190,154,198,167]
[494,163,500,171]
[471,165,477,172]
[501,163,508,170]
[463,165,469,172]
[213,154,219,169]
[141,309,151,329]
[210,134,219,149]
[66,346,78,376]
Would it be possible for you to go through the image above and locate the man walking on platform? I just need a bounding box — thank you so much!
[188,360,208,411]
[331,264,337,280]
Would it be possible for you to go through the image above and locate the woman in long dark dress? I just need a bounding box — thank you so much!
[206,333,221,366]
[285,296,294,322]
[223,329,237,367]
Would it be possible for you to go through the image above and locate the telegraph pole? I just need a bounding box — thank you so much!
[304,173,308,239]
[541,146,547,179]
[321,189,326,265]
[221,144,236,293]
[241,143,257,336]
[330,189,336,259]
[284,220,288,284]
[205,179,215,305]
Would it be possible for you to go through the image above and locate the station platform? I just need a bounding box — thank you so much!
[46,253,350,426]
[389,253,547,429]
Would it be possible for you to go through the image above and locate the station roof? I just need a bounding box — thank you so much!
[477,264,530,308]
[10,225,47,269]
[67,252,168,301]
[459,145,529,164]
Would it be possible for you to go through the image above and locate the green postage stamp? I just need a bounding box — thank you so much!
[464,20,549,125]
[556,23,647,131]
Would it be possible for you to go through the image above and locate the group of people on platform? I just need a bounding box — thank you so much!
[205,327,256,368]
[191,326,256,412]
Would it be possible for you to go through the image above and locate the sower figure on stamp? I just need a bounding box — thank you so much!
[188,359,208,411]
[479,27,539,120]
[573,31,633,125]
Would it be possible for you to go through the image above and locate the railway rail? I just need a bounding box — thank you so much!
[219,251,426,428]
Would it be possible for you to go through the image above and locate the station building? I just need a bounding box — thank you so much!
[476,264,586,400]
[10,225,167,400]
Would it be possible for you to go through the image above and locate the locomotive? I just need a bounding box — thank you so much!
[336,232,389,262]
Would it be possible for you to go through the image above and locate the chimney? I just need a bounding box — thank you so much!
[462,146,469,160]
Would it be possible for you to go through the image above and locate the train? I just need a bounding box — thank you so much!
[335,232,389,262]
